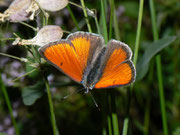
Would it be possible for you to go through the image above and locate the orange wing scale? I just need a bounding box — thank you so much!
[44,43,82,82]
[70,36,90,70]
[95,62,133,88]
[95,41,135,88]
[104,48,127,69]
[43,36,91,82]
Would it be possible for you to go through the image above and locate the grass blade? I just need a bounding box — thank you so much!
[108,1,120,134]
[67,5,80,30]
[122,118,129,135]
[122,0,144,135]
[113,10,121,40]
[149,0,169,135]
[0,73,20,135]
[80,0,92,32]
[101,0,108,43]
[112,113,119,135]
[133,0,144,67]
[108,0,114,39]
[44,78,59,135]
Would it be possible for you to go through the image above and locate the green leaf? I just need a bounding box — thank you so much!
[173,127,180,135]
[22,81,45,105]
[136,36,176,80]
[25,57,40,78]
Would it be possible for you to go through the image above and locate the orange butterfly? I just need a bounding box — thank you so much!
[39,32,136,93]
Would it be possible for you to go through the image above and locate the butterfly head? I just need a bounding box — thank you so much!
[81,80,94,94]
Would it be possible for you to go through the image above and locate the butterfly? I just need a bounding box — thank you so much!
[38,31,136,93]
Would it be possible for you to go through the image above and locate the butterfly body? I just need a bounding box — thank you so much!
[82,47,106,91]
[39,32,136,92]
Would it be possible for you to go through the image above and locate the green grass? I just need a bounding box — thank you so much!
[149,0,169,134]
[80,0,92,33]
[0,73,20,135]
[122,0,144,134]
[45,78,59,135]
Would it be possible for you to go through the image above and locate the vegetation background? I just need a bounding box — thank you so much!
[0,0,179,135]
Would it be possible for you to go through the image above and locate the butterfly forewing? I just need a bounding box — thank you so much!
[95,40,136,88]
[68,32,104,67]
[39,32,104,83]
[39,41,83,82]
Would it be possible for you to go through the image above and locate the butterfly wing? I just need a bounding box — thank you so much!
[95,40,136,88]
[39,32,104,83]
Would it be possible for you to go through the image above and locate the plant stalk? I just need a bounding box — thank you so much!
[80,0,92,32]
[122,0,144,135]
[0,73,20,135]
[149,0,168,135]
[44,78,59,135]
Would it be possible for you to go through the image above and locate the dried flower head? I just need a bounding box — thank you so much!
[36,0,68,12]
[0,0,69,22]
[0,0,39,22]
[13,25,63,46]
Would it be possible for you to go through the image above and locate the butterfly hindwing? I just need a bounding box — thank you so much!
[39,32,104,83]
[95,40,136,88]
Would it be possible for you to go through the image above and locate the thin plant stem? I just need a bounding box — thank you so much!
[122,0,144,135]
[80,0,92,32]
[113,10,121,40]
[149,0,168,135]
[69,1,100,33]
[107,93,113,135]
[68,1,83,9]
[101,0,108,43]
[44,78,58,135]
[122,118,129,135]
[31,46,41,63]
[111,92,119,135]
[34,0,49,24]
[102,128,107,135]
[144,96,150,135]
[112,113,119,135]
[67,5,80,30]
[12,68,37,82]
[133,0,144,67]
[27,22,58,134]
[108,1,121,133]
[13,33,20,38]
[108,0,114,39]
[149,0,159,41]
[156,55,168,135]
[0,38,15,41]
[94,16,101,35]
[62,30,71,34]
[100,0,112,134]
[0,53,29,63]
[19,21,38,31]
[108,116,113,135]
[0,73,20,135]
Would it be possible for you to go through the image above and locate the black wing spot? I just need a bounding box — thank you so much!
[113,80,116,84]
[60,62,63,66]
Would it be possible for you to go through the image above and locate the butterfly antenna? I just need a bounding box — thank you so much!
[61,87,85,101]
[89,91,100,111]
